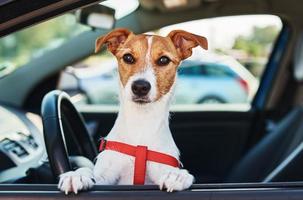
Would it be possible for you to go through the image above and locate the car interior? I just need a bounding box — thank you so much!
[1,0,303,194]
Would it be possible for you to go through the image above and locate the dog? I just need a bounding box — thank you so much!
[58,28,208,194]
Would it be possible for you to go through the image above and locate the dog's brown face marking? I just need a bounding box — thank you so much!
[115,34,149,87]
[95,28,208,103]
[149,36,181,100]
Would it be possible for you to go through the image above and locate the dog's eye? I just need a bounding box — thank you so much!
[122,53,135,64]
[157,56,171,66]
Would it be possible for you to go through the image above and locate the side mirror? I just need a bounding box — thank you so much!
[0,62,14,78]
[76,4,115,30]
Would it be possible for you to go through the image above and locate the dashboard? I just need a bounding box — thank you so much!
[0,105,44,183]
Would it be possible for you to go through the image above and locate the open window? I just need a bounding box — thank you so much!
[58,15,282,111]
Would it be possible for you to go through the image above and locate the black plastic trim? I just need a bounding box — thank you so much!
[1,182,303,191]
[252,21,291,109]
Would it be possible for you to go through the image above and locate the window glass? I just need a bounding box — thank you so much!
[58,15,282,106]
[0,14,89,78]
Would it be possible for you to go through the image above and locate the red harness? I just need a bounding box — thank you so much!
[99,138,180,185]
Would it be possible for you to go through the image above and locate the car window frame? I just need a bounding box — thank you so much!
[252,23,291,110]
[0,182,303,199]
[0,0,102,37]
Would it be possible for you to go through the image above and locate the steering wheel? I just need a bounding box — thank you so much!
[41,90,97,178]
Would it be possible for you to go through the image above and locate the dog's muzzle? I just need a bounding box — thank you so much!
[131,79,151,103]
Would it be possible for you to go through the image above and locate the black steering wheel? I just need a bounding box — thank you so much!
[41,90,97,178]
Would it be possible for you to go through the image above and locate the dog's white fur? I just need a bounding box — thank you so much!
[58,36,194,194]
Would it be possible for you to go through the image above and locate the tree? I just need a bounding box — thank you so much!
[233,25,279,57]
[0,14,89,68]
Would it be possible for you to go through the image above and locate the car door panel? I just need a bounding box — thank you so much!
[171,110,255,183]
[81,108,257,183]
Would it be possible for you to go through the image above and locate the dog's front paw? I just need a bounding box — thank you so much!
[159,169,194,192]
[58,168,94,194]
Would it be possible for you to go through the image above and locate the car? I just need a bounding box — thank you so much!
[59,52,258,105]
[174,52,259,104]
[0,0,303,199]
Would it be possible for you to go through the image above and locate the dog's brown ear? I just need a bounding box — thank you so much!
[95,28,132,54]
[167,30,208,60]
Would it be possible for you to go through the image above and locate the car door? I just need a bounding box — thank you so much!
[0,0,301,199]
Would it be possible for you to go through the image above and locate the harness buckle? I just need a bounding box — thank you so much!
[99,137,107,152]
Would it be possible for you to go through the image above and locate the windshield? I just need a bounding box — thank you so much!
[0,14,90,77]
[0,0,140,79]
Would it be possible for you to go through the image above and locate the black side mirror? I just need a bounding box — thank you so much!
[76,4,115,30]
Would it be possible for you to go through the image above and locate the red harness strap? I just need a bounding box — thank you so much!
[99,138,179,185]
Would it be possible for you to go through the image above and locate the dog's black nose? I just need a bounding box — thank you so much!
[132,80,151,97]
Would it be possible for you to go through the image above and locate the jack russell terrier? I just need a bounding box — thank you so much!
[58,28,208,194]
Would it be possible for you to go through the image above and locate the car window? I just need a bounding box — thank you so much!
[178,62,235,78]
[0,14,89,78]
[178,64,205,76]
[203,64,234,77]
[58,15,282,108]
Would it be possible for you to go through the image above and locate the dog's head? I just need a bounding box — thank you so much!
[95,28,208,104]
